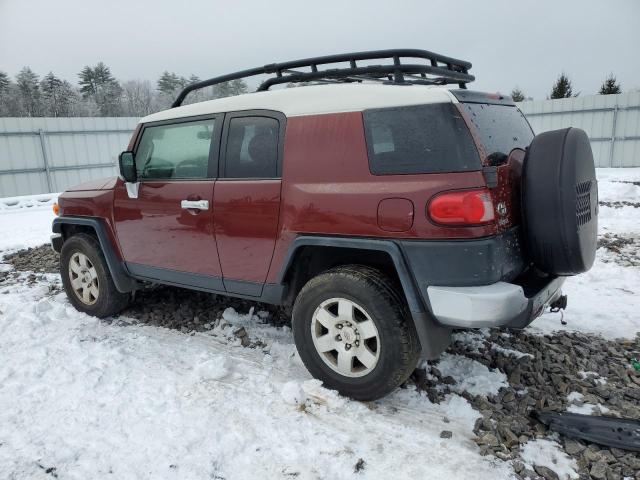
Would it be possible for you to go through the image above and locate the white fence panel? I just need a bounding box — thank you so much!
[0,117,138,197]
[518,92,640,168]
[1,93,639,197]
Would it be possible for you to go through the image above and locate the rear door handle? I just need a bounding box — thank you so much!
[181,200,209,210]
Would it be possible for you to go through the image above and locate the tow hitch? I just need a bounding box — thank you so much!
[550,294,568,312]
[550,294,568,325]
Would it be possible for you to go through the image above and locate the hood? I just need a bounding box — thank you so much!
[64,176,118,192]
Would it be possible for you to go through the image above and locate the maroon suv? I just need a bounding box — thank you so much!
[51,50,598,400]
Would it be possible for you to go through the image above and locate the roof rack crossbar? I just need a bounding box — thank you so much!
[171,49,474,108]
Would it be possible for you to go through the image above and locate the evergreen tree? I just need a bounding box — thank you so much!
[157,71,182,94]
[16,67,41,116]
[78,62,121,115]
[599,74,621,95]
[0,71,14,116]
[41,72,65,116]
[510,87,526,102]
[0,71,9,95]
[550,73,574,99]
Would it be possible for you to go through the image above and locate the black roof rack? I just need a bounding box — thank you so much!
[171,49,474,108]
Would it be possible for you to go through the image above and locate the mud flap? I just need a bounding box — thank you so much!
[535,411,640,452]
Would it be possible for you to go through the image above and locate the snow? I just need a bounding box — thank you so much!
[434,353,508,396]
[566,391,610,415]
[0,280,514,479]
[0,193,58,254]
[531,168,640,340]
[0,167,638,479]
[520,439,579,480]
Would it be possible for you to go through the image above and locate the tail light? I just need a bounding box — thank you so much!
[52,202,60,216]
[428,189,495,226]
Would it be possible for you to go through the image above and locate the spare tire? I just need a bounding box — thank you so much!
[522,127,598,276]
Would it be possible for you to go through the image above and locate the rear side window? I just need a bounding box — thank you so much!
[224,116,279,178]
[363,103,480,175]
[461,103,534,165]
[135,119,215,179]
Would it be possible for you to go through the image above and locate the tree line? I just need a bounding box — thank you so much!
[510,73,622,102]
[0,63,626,116]
[0,62,248,117]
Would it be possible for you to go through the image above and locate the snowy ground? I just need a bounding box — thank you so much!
[0,169,638,480]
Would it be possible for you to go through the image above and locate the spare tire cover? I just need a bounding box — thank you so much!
[522,127,598,275]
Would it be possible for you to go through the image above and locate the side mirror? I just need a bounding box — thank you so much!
[119,151,137,183]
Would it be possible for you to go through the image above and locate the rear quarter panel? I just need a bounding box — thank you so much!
[266,111,493,282]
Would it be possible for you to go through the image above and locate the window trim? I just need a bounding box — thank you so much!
[133,113,223,181]
[218,109,286,180]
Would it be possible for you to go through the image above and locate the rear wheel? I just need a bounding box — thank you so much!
[60,234,130,318]
[292,265,420,400]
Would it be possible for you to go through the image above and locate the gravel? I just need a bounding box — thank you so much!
[3,244,640,479]
[416,329,640,479]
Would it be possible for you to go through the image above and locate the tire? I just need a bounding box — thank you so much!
[60,233,130,318]
[522,127,598,275]
[292,265,420,401]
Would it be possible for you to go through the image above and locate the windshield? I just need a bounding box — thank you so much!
[461,103,534,165]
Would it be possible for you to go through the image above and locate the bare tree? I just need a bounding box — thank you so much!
[121,80,155,116]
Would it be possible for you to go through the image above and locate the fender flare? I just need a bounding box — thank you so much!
[53,216,137,293]
[277,236,452,359]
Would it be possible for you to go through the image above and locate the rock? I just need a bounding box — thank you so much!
[476,433,499,447]
[534,465,559,480]
[233,326,247,338]
[498,425,519,447]
[589,461,608,480]
[563,439,585,455]
[439,430,452,439]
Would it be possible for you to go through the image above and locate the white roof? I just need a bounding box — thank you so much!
[141,83,458,123]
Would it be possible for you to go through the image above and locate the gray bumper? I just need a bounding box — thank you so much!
[427,277,565,328]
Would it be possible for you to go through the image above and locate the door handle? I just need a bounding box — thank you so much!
[181,200,209,210]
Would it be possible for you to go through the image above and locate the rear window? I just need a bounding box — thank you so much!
[363,103,481,175]
[461,103,534,165]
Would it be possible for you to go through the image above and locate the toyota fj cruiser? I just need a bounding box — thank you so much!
[51,50,598,400]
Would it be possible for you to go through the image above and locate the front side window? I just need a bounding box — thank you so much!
[224,116,279,178]
[364,103,481,175]
[135,118,215,180]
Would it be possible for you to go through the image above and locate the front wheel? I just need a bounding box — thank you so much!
[60,233,130,318]
[292,265,420,400]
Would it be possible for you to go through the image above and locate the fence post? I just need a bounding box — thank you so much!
[608,105,619,168]
[38,129,53,192]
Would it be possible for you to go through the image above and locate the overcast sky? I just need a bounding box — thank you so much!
[1,0,638,99]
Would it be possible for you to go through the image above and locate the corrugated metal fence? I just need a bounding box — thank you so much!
[1,92,639,197]
[0,117,138,197]
[518,91,640,168]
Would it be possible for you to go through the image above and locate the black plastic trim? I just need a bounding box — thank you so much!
[125,262,285,305]
[52,217,137,293]
[223,278,262,297]
[172,49,474,107]
[278,236,425,313]
[277,235,452,359]
[127,262,224,291]
[400,227,525,292]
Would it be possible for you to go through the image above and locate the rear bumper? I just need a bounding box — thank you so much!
[426,277,565,328]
